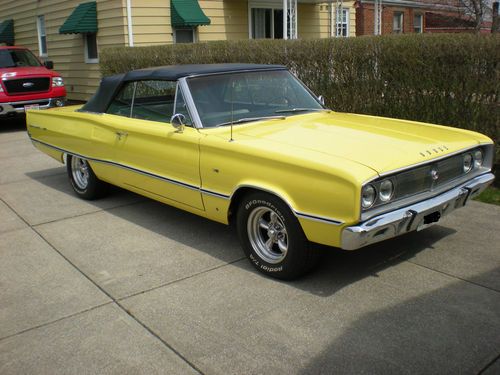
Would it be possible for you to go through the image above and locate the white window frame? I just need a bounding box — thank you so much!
[248,0,283,39]
[335,8,350,37]
[413,13,423,33]
[84,33,99,63]
[36,15,48,57]
[173,27,197,43]
[393,12,404,34]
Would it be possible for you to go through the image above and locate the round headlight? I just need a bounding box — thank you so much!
[362,184,376,209]
[473,149,483,168]
[463,153,473,173]
[379,180,394,202]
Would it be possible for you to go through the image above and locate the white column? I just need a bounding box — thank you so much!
[283,0,288,40]
[374,0,382,35]
[126,0,134,46]
[294,0,298,39]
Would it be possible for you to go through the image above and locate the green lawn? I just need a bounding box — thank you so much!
[474,186,500,206]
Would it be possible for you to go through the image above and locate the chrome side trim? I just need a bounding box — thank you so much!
[30,137,345,226]
[230,184,344,226]
[30,137,203,194]
[342,173,495,250]
[295,212,344,225]
[200,188,230,199]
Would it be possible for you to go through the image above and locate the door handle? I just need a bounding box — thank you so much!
[116,131,128,140]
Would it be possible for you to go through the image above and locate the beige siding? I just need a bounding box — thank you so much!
[198,0,248,41]
[1,0,125,101]
[298,3,330,39]
[1,0,354,100]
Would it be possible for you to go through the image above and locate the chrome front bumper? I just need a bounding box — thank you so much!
[0,97,65,116]
[341,173,495,250]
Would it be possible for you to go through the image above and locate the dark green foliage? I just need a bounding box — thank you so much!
[101,34,499,164]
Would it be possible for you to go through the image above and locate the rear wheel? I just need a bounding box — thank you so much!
[236,192,321,280]
[67,155,108,200]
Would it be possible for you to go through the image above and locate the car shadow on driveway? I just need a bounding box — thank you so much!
[297,266,500,375]
[26,168,456,298]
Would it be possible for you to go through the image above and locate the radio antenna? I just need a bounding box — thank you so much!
[230,79,234,142]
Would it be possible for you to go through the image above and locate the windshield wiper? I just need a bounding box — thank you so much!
[216,115,286,127]
[275,108,329,114]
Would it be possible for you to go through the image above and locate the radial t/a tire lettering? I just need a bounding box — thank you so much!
[236,192,321,280]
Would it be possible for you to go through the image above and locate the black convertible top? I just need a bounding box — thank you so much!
[81,64,286,113]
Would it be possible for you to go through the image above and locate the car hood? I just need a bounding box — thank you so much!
[0,66,56,79]
[232,112,489,175]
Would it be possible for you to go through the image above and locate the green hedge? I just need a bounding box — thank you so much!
[101,34,499,166]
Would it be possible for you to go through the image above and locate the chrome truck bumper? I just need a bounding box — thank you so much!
[341,173,495,250]
[0,97,65,116]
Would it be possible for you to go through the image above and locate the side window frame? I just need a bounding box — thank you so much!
[106,79,194,125]
[173,83,194,127]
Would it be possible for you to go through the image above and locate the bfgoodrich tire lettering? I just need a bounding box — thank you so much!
[236,192,321,280]
[67,155,108,200]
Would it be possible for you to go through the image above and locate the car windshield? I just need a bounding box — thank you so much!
[0,49,42,68]
[187,70,324,128]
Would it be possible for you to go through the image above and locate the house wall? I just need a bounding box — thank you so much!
[1,0,126,101]
[1,0,350,101]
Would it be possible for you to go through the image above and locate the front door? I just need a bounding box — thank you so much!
[105,80,203,210]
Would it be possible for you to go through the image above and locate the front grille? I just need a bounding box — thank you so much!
[3,77,50,94]
[395,153,465,199]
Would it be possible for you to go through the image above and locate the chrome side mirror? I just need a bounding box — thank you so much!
[318,95,325,106]
[170,113,186,132]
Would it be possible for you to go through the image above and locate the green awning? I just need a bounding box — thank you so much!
[59,1,97,34]
[171,0,210,27]
[0,19,14,45]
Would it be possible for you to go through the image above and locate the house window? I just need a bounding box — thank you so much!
[174,28,195,43]
[393,12,404,34]
[414,14,423,33]
[36,15,48,57]
[336,8,349,37]
[250,4,285,39]
[84,33,98,63]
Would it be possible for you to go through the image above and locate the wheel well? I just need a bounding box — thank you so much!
[228,187,292,225]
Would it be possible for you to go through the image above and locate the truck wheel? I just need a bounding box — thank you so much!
[236,192,321,280]
[67,155,108,200]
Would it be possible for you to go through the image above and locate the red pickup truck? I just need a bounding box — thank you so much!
[0,46,66,118]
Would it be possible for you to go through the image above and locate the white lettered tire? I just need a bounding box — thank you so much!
[236,192,321,280]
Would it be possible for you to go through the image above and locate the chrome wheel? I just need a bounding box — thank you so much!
[247,207,288,264]
[71,156,90,190]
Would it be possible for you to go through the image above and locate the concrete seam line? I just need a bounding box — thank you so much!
[30,225,205,375]
[406,260,500,294]
[0,196,204,375]
[118,257,247,301]
[0,302,113,342]
[31,198,146,228]
[478,352,500,374]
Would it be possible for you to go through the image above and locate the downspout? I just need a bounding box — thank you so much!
[126,0,134,46]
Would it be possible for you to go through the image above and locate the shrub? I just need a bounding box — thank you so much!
[101,34,499,167]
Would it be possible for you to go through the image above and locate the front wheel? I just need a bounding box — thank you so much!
[236,192,321,280]
[67,155,108,200]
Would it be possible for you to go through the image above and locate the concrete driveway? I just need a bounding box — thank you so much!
[1,121,499,375]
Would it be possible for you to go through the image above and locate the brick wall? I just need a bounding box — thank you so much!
[356,3,424,35]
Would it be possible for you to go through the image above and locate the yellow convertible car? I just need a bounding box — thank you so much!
[27,64,495,279]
